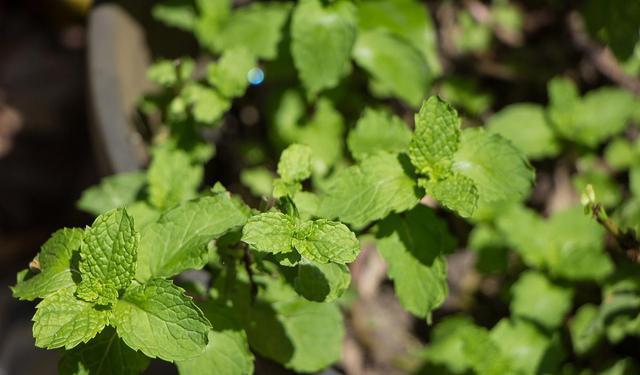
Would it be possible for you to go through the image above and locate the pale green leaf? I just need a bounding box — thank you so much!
[242,212,295,254]
[376,205,454,317]
[293,219,360,264]
[152,1,196,32]
[409,96,461,178]
[423,172,479,218]
[490,319,565,375]
[240,167,275,197]
[207,47,256,98]
[319,152,420,228]
[487,103,560,159]
[347,108,411,161]
[33,287,109,349]
[353,29,430,107]
[148,145,203,210]
[452,128,534,206]
[181,83,231,125]
[356,0,441,75]
[291,0,356,98]
[510,271,573,330]
[77,172,146,216]
[136,194,249,281]
[77,209,139,305]
[176,303,253,375]
[112,279,211,362]
[548,78,639,147]
[12,228,83,301]
[277,143,313,182]
[294,261,350,302]
[59,328,150,375]
[245,286,344,372]
[211,2,291,60]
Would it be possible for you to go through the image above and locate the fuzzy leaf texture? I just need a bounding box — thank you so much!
[277,143,312,182]
[136,193,249,281]
[33,287,110,350]
[408,96,461,178]
[76,208,139,306]
[111,279,211,362]
[291,0,356,98]
[242,212,296,255]
[12,228,83,301]
[292,219,360,264]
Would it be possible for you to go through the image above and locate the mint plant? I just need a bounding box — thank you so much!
[11,0,640,373]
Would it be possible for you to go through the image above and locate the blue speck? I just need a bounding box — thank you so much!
[247,68,265,85]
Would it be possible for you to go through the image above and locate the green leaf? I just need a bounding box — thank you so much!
[569,304,603,356]
[296,99,345,175]
[152,0,196,32]
[510,271,573,330]
[293,219,360,264]
[498,204,613,281]
[33,287,109,349]
[59,327,150,375]
[176,302,253,375]
[438,75,493,116]
[180,83,231,125]
[409,96,461,178]
[291,0,356,98]
[548,78,639,147]
[347,108,412,161]
[148,145,203,210]
[486,103,560,159]
[240,167,275,197]
[207,47,256,98]
[277,143,313,182]
[356,0,441,75]
[583,0,640,59]
[452,128,534,206]
[12,228,83,301]
[242,212,296,254]
[604,138,635,171]
[490,318,565,375]
[77,209,139,306]
[422,172,479,218]
[210,2,291,60]
[319,152,421,228]
[376,205,454,317]
[111,279,211,362]
[136,194,249,281]
[422,316,476,373]
[245,290,344,372]
[77,172,146,216]
[294,261,350,302]
[353,29,430,107]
